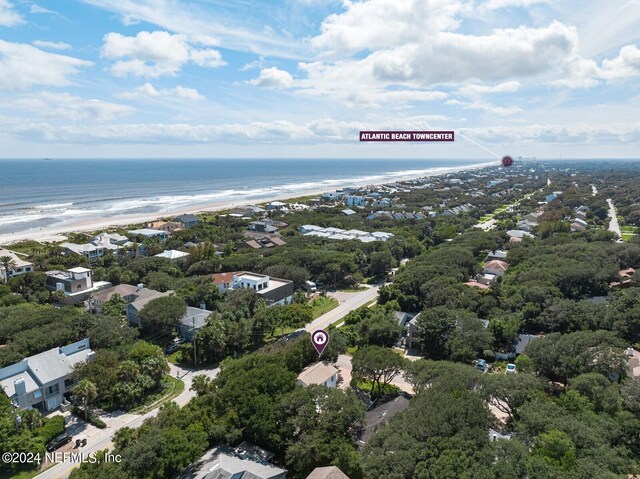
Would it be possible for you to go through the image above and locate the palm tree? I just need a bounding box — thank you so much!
[73,380,97,421]
[0,255,17,283]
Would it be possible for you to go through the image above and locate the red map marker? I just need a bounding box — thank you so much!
[502,155,514,167]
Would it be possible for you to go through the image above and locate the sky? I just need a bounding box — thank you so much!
[0,0,639,159]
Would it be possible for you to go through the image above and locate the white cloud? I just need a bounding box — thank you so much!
[30,4,57,15]
[446,99,521,115]
[480,0,549,10]
[0,40,92,90]
[248,67,294,89]
[459,81,522,95]
[118,82,205,100]
[32,40,72,51]
[0,0,23,26]
[5,117,640,148]
[3,92,134,120]
[600,44,640,80]
[101,31,225,78]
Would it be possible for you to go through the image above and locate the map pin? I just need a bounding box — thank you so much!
[311,329,329,355]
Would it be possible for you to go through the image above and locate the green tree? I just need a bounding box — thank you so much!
[73,379,97,421]
[352,346,406,398]
[138,295,187,336]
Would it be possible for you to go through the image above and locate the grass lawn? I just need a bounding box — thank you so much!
[622,233,637,242]
[0,239,42,256]
[129,375,185,414]
[0,467,46,479]
[356,380,400,397]
[310,296,339,319]
[621,226,638,233]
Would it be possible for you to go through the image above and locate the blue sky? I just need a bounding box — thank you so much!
[0,0,639,158]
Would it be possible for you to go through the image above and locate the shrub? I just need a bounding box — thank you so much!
[38,415,65,443]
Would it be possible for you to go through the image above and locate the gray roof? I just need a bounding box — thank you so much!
[180,306,212,330]
[129,288,173,311]
[306,466,350,479]
[175,214,198,222]
[180,447,286,479]
[0,339,93,397]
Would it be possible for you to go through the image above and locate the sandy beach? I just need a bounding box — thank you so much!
[0,160,497,246]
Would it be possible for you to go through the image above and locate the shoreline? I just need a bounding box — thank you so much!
[0,160,498,246]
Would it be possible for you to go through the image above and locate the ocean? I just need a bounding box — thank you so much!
[0,158,490,236]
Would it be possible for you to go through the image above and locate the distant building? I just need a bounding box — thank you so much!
[0,339,94,411]
[154,249,190,261]
[60,232,129,262]
[299,225,394,243]
[174,214,199,228]
[266,201,288,211]
[248,220,280,234]
[346,196,366,207]
[85,283,140,313]
[46,267,111,304]
[483,260,509,277]
[297,362,339,388]
[485,250,508,261]
[128,228,169,241]
[231,205,266,217]
[342,208,357,216]
[147,221,182,233]
[0,248,34,283]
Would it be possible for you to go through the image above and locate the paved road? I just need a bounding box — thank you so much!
[35,363,220,479]
[305,286,379,332]
[607,198,622,238]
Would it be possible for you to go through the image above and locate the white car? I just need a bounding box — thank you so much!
[505,363,517,374]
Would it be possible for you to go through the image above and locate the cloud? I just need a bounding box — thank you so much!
[101,30,225,77]
[0,40,92,90]
[248,67,294,89]
[554,44,640,87]
[0,0,23,26]
[3,92,134,120]
[480,0,549,10]
[459,81,522,95]
[6,117,640,147]
[32,40,72,51]
[30,4,57,15]
[446,99,521,115]
[118,82,205,100]
[81,0,305,59]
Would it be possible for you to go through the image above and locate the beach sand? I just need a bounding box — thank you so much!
[0,161,497,246]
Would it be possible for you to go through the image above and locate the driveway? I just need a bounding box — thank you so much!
[607,198,622,238]
[35,363,220,479]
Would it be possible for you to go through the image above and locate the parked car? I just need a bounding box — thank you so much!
[476,359,487,372]
[506,363,517,374]
[165,337,185,354]
[46,433,72,452]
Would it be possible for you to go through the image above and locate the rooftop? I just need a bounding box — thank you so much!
[297,362,338,386]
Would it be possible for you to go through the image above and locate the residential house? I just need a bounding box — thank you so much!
[46,267,111,304]
[306,467,350,479]
[0,248,34,283]
[242,237,286,250]
[483,260,509,277]
[486,250,508,261]
[464,281,490,289]
[212,271,294,306]
[128,228,169,241]
[299,225,394,243]
[321,192,345,201]
[506,230,534,242]
[545,193,558,203]
[406,313,422,350]
[358,395,410,446]
[346,196,366,207]
[85,283,139,313]
[610,267,636,289]
[248,220,280,234]
[297,362,339,388]
[174,214,199,228]
[154,249,190,261]
[496,333,544,360]
[342,209,357,216]
[180,445,286,479]
[126,287,174,326]
[178,305,213,341]
[266,201,288,211]
[60,232,129,262]
[0,339,94,411]
[231,205,266,217]
[147,221,182,233]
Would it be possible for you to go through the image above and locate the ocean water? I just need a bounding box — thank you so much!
[0,158,488,235]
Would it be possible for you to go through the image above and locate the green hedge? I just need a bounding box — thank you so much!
[38,415,65,443]
[72,406,107,429]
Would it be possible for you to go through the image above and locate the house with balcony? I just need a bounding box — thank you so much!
[46,267,111,304]
[211,271,294,306]
[174,214,199,228]
[0,339,94,412]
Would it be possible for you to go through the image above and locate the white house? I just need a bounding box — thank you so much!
[297,362,339,388]
[0,248,34,283]
[0,339,94,411]
[154,249,190,261]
